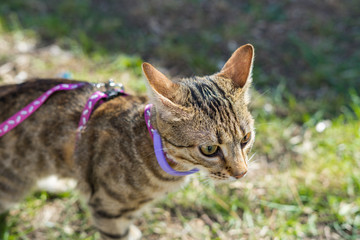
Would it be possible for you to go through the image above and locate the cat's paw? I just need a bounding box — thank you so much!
[127,225,142,240]
[36,175,77,193]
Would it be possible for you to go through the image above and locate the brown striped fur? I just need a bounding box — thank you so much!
[0,44,255,239]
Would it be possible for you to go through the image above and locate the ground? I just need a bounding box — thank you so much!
[0,1,359,239]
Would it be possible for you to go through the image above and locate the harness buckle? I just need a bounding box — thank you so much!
[103,79,126,100]
[105,79,124,92]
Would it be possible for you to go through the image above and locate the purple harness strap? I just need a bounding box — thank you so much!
[76,91,109,139]
[144,104,199,176]
[0,83,86,137]
[76,82,126,138]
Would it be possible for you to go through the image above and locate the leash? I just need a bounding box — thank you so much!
[0,83,86,137]
[0,81,126,138]
[0,81,197,176]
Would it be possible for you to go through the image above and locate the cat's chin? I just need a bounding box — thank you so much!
[209,175,247,183]
[210,176,235,183]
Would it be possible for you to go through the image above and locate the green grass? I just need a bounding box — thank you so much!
[1,0,359,105]
[0,1,359,239]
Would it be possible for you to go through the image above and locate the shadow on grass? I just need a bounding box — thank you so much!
[0,211,9,240]
[0,0,359,119]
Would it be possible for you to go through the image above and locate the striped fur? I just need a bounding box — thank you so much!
[0,45,255,239]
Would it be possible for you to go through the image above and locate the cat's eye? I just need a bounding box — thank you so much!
[199,145,219,156]
[241,132,251,146]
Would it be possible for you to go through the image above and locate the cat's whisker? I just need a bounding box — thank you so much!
[248,165,258,171]
[249,88,271,105]
[248,158,260,166]
[248,160,260,170]
[247,152,257,164]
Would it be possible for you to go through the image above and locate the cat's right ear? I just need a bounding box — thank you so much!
[142,62,181,105]
[142,63,189,118]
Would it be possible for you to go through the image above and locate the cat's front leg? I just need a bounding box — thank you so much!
[128,225,142,240]
[88,194,142,240]
[90,209,142,240]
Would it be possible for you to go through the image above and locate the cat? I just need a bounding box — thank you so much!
[0,44,255,240]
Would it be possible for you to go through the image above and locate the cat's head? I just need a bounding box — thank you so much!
[143,44,255,182]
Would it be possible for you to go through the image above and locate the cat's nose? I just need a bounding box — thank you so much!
[234,171,247,179]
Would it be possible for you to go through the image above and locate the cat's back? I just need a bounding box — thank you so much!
[0,79,88,122]
[0,79,97,178]
[0,79,147,177]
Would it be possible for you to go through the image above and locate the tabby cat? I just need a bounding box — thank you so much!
[0,44,255,240]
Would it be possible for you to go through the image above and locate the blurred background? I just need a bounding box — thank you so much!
[0,0,359,239]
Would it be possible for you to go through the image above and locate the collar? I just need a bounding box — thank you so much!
[144,104,199,176]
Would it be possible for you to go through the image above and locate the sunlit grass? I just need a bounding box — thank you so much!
[2,32,358,238]
[0,3,359,239]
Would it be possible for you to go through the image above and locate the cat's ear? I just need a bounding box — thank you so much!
[142,62,190,118]
[217,44,254,89]
[142,62,180,102]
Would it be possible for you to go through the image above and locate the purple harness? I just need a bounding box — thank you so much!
[0,83,86,137]
[0,82,198,176]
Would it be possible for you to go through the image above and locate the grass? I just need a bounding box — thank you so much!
[0,1,359,239]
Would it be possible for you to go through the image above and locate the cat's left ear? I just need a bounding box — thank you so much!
[217,44,254,89]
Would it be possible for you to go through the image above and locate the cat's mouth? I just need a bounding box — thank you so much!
[209,171,247,182]
[209,172,232,182]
